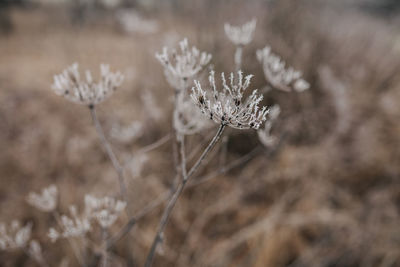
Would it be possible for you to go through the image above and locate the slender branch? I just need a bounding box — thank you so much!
[89,106,127,200]
[136,134,171,155]
[144,124,225,267]
[178,134,187,179]
[234,45,243,72]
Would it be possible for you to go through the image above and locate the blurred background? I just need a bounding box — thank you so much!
[0,0,399,266]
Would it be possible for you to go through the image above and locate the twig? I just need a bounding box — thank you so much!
[136,134,171,155]
[89,106,127,200]
[144,124,225,267]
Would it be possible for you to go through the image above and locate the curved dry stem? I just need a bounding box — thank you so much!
[144,124,225,267]
[89,106,127,200]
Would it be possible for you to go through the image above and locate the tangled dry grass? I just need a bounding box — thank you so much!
[0,0,399,266]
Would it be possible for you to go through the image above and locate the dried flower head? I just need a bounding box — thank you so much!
[191,71,269,130]
[224,19,256,46]
[0,220,32,250]
[256,46,310,92]
[28,240,45,264]
[156,38,212,89]
[174,91,213,135]
[52,63,124,106]
[48,205,91,242]
[84,195,126,229]
[27,184,58,212]
[258,104,281,148]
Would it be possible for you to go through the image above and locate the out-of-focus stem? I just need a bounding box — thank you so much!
[144,124,225,267]
[89,105,127,200]
[234,45,243,72]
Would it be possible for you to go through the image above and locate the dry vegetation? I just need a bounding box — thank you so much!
[0,0,399,266]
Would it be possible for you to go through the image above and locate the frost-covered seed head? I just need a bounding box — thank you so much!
[191,70,269,130]
[84,195,126,229]
[0,220,32,250]
[224,19,256,46]
[52,63,124,106]
[256,46,310,92]
[27,184,58,212]
[155,38,212,90]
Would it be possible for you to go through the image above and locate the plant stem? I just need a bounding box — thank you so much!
[234,45,243,72]
[144,124,225,267]
[89,106,127,200]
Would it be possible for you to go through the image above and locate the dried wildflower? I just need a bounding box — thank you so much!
[156,38,212,89]
[224,19,256,46]
[27,184,58,212]
[258,105,281,148]
[256,46,310,92]
[191,71,269,130]
[84,195,126,229]
[0,220,32,250]
[52,63,124,106]
[48,205,91,242]
[174,91,213,135]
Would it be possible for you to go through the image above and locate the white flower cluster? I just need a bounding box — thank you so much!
[84,195,126,229]
[224,19,256,46]
[52,63,124,106]
[191,71,269,130]
[48,206,91,242]
[0,220,32,250]
[156,38,212,89]
[256,46,310,92]
[26,184,58,212]
[258,105,281,148]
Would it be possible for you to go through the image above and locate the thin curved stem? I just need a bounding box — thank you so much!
[144,124,225,267]
[89,106,127,200]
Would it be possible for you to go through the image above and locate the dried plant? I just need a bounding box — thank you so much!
[257,104,281,148]
[256,46,310,92]
[191,70,269,130]
[27,184,58,212]
[0,220,32,250]
[52,63,124,107]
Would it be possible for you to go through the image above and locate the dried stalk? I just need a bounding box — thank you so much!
[144,124,225,267]
[89,106,127,200]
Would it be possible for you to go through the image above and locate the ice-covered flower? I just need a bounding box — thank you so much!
[191,71,269,130]
[48,205,91,242]
[0,220,32,250]
[28,240,45,264]
[224,19,256,46]
[258,104,281,148]
[52,63,124,106]
[84,195,126,229]
[156,38,212,89]
[26,184,58,212]
[256,46,310,92]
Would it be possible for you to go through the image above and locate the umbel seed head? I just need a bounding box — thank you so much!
[191,70,269,130]
[52,63,124,106]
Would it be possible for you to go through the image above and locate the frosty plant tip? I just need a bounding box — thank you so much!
[155,38,212,89]
[27,184,58,212]
[52,63,124,107]
[256,46,310,92]
[191,70,269,130]
[224,18,257,46]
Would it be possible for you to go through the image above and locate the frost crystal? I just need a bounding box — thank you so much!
[156,38,212,89]
[191,71,269,130]
[0,220,32,250]
[224,19,256,46]
[84,195,126,229]
[27,184,58,212]
[52,63,124,106]
[256,46,310,92]
[258,105,281,148]
[48,205,91,242]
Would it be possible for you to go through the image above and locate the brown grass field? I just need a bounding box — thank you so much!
[0,0,399,266]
